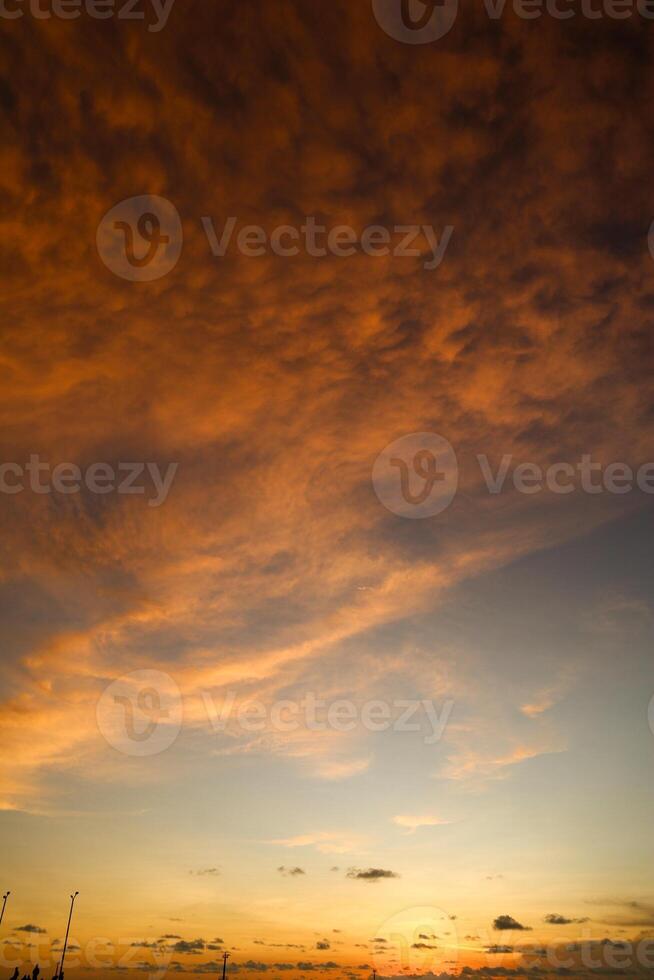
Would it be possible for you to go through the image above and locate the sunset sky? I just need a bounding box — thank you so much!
[1,3,654,980]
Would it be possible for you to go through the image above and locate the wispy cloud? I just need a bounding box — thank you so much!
[392,814,451,833]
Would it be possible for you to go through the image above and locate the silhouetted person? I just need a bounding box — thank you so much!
[32,966,40,980]
[9,968,18,980]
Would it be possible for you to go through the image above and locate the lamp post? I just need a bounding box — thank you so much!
[57,892,79,980]
[0,892,9,927]
[221,951,230,980]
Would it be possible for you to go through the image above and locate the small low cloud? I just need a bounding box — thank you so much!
[316,941,331,950]
[295,961,340,971]
[15,925,47,935]
[493,915,531,931]
[544,913,590,925]
[277,866,306,876]
[486,945,515,954]
[172,939,206,954]
[190,868,220,877]
[346,868,399,882]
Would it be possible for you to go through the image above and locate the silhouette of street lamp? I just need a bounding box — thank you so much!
[57,892,79,980]
[0,892,9,927]
[221,951,230,980]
